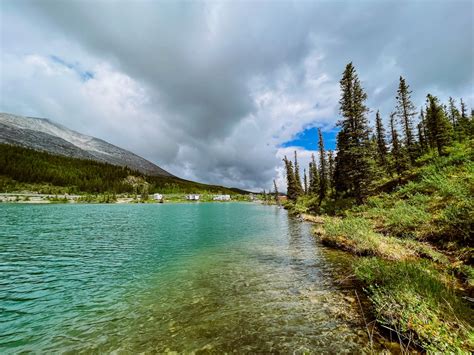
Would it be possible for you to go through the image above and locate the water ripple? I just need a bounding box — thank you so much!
[1,203,375,353]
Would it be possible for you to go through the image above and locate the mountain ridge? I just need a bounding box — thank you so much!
[0,113,174,177]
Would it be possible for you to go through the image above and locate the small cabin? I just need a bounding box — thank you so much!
[186,194,200,201]
[213,194,231,201]
[153,193,163,201]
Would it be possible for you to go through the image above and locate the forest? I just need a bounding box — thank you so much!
[280,62,473,353]
[0,144,243,195]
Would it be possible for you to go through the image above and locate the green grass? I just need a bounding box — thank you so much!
[317,216,416,260]
[316,216,450,264]
[355,258,473,353]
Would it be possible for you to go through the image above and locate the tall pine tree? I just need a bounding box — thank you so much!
[374,110,389,170]
[327,150,335,192]
[425,94,453,155]
[395,76,417,162]
[318,128,328,204]
[390,112,405,177]
[283,156,297,201]
[418,109,428,154]
[448,97,460,127]
[273,179,279,205]
[308,154,319,196]
[303,169,308,195]
[293,151,303,197]
[334,62,375,203]
[456,98,471,140]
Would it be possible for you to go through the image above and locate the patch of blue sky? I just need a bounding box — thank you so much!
[49,55,94,82]
[281,126,339,151]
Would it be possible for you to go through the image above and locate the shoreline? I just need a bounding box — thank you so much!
[287,204,473,353]
[0,192,257,205]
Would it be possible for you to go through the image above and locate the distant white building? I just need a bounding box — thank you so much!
[153,193,163,201]
[186,194,200,201]
[213,194,231,201]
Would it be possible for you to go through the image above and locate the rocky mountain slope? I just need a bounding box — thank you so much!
[0,113,173,177]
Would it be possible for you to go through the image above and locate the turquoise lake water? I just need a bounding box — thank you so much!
[0,203,373,353]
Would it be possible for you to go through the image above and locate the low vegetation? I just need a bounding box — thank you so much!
[355,258,472,353]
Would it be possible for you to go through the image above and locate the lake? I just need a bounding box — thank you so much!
[0,203,374,353]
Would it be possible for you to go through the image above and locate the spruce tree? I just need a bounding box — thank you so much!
[293,151,303,197]
[395,76,417,162]
[308,154,319,196]
[334,62,375,203]
[327,150,335,192]
[425,94,453,155]
[303,169,308,195]
[417,122,427,153]
[283,156,297,201]
[456,98,471,140]
[390,113,405,177]
[374,110,389,170]
[448,97,460,127]
[460,98,468,120]
[273,179,279,205]
[418,109,428,153]
[318,128,328,204]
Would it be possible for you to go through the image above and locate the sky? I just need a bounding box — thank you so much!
[1,0,473,192]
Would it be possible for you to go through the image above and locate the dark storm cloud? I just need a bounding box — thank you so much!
[1,0,472,190]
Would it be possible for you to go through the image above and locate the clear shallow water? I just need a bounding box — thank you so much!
[1,203,374,353]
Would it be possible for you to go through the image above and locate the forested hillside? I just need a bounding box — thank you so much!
[281,63,473,353]
[0,144,244,195]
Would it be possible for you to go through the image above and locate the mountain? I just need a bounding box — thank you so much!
[0,113,173,177]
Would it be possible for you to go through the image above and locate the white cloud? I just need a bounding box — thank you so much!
[1,0,472,191]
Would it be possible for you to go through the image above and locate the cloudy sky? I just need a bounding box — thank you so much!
[1,0,472,191]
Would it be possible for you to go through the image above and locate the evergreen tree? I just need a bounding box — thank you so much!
[141,183,149,201]
[390,113,406,177]
[395,76,417,162]
[456,98,471,140]
[417,122,427,153]
[273,179,280,205]
[418,109,428,153]
[374,110,389,170]
[327,150,335,191]
[263,189,267,203]
[283,156,297,201]
[293,151,304,196]
[318,128,328,203]
[334,62,375,203]
[460,98,468,121]
[448,97,461,127]
[303,169,308,195]
[308,154,319,196]
[425,94,453,155]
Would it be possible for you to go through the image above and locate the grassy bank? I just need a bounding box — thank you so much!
[289,141,474,352]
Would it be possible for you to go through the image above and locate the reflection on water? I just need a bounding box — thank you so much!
[1,203,375,353]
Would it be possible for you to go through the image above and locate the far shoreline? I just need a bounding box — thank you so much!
[0,192,264,205]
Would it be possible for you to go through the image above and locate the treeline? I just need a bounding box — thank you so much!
[283,62,473,209]
[0,144,241,194]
